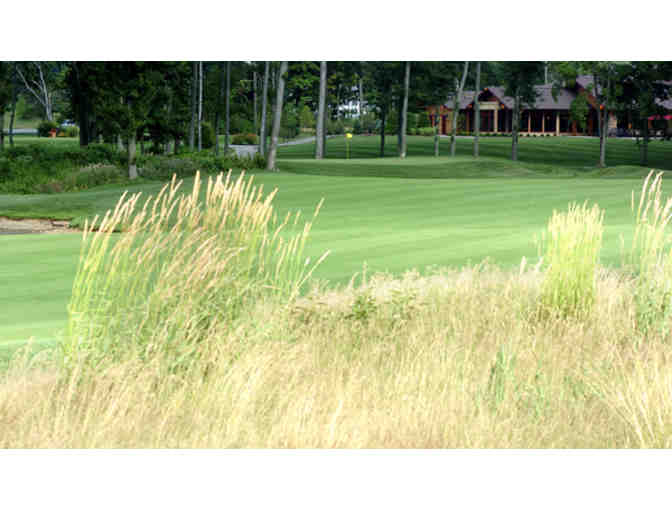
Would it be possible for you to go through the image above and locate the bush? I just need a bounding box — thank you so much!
[0,143,127,193]
[201,122,215,149]
[37,120,59,137]
[418,127,435,137]
[231,133,258,145]
[417,111,431,129]
[62,126,79,138]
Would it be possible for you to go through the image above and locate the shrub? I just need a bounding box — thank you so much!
[63,171,328,369]
[231,133,258,145]
[418,127,435,137]
[200,122,215,149]
[37,120,59,137]
[538,201,604,319]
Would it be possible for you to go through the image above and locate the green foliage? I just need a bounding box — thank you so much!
[0,143,126,193]
[62,126,79,138]
[230,114,255,135]
[37,120,59,137]
[345,292,377,322]
[569,92,589,132]
[384,109,398,135]
[231,133,258,145]
[201,121,215,149]
[299,104,314,129]
[137,150,267,181]
[417,127,435,136]
[327,118,345,135]
[417,111,431,129]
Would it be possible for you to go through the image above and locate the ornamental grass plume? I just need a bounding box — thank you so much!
[63,171,327,369]
[627,170,672,333]
[538,201,604,319]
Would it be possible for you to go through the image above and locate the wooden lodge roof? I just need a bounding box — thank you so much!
[446,83,581,111]
[444,74,672,112]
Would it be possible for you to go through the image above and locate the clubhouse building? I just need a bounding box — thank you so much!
[428,76,672,136]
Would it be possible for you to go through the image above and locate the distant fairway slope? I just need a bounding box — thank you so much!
[279,156,576,179]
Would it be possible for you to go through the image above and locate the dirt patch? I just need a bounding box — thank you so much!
[0,217,77,235]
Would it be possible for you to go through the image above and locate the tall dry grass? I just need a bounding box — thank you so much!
[3,171,672,448]
[2,265,671,448]
[626,171,672,334]
[63,171,327,368]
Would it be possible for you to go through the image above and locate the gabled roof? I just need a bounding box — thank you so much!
[443,75,672,112]
[446,84,578,111]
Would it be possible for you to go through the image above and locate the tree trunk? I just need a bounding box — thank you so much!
[434,105,440,157]
[512,94,520,161]
[316,61,327,159]
[266,61,288,172]
[359,77,364,119]
[323,103,328,157]
[0,112,4,151]
[253,70,258,137]
[380,108,386,157]
[473,61,481,158]
[215,62,224,156]
[599,107,608,168]
[225,61,231,153]
[117,135,123,152]
[641,117,649,167]
[128,132,138,179]
[451,61,470,157]
[198,61,203,152]
[8,64,17,147]
[189,61,197,150]
[400,61,410,159]
[9,95,16,147]
[259,61,270,157]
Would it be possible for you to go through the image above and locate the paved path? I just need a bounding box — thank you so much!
[230,135,335,157]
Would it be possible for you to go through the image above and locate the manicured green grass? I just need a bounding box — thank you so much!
[2,135,671,351]
[278,135,672,174]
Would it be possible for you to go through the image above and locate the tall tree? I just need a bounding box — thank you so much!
[399,61,411,158]
[198,61,203,152]
[500,62,544,161]
[15,62,59,121]
[8,62,19,147]
[215,62,224,156]
[620,62,672,166]
[225,61,231,153]
[0,62,12,152]
[316,61,327,159]
[363,62,402,157]
[259,61,270,156]
[189,61,197,150]
[253,69,258,136]
[473,61,481,158]
[266,61,288,171]
[450,61,470,157]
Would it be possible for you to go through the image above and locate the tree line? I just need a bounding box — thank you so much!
[1,61,671,176]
